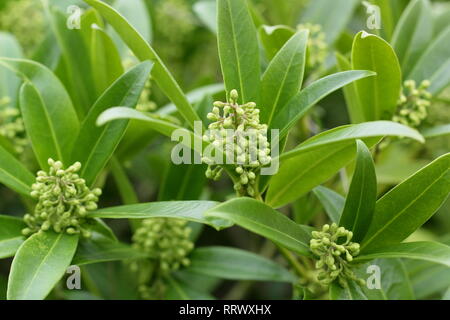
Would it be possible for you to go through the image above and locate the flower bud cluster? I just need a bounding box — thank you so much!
[22,159,101,237]
[132,218,194,275]
[0,0,44,55]
[310,223,364,287]
[0,97,27,154]
[297,23,327,70]
[202,89,271,197]
[394,80,432,128]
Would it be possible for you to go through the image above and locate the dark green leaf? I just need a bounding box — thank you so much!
[72,61,153,186]
[261,30,307,126]
[361,154,450,252]
[186,246,296,282]
[340,140,377,242]
[352,31,401,121]
[217,0,260,103]
[204,198,312,256]
[88,201,230,230]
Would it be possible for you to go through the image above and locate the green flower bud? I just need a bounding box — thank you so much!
[310,223,363,288]
[22,159,101,238]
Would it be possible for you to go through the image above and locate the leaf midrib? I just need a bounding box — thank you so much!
[270,143,350,206]
[361,169,448,251]
[21,233,63,299]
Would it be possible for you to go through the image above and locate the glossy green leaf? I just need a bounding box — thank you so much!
[352,31,401,121]
[113,0,152,43]
[0,145,35,196]
[72,238,148,265]
[408,26,450,95]
[47,6,97,116]
[97,107,202,152]
[91,24,124,96]
[258,25,295,60]
[72,61,152,186]
[329,280,368,300]
[267,121,424,208]
[335,52,364,123]
[313,186,345,223]
[261,30,307,126]
[88,201,230,230]
[186,246,296,282]
[204,198,312,256]
[406,260,450,299]
[331,258,415,300]
[0,215,25,259]
[0,58,79,169]
[217,0,260,104]
[84,0,201,129]
[340,140,377,242]
[271,70,376,138]
[361,153,450,252]
[158,162,207,201]
[299,0,359,45]
[357,242,450,267]
[391,0,432,75]
[355,258,414,300]
[7,231,79,300]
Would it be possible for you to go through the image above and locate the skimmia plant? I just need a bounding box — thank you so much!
[0,0,448,301]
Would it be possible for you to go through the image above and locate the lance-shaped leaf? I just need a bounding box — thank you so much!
[88,201,230,230]
[46,6,97,117]
[331,259,415,300]
[72,61,153,186]
[258,25,295,60]
[261,30,307,126]
[335,53,364,123]
[7,231,79,300]
[0,145,35,196]
[217,0,260,104]
[72,238,148,265]
[204,198,312,256]
[0,58,79,169]
[361,153,450,252]
[185,246,296,282]
[97,107,203,152]
[329,280,368,300]
[408,26,450,95]
[90,24,124,96]
[266,121,424,208]
[313,186,345,223]
[84,0,201,129]
[339,140,377,242]
[0,215,25,259]
[391,0,432,75]
[356,242,450,268]
[352,31,401,121]
[271,70,375,138]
